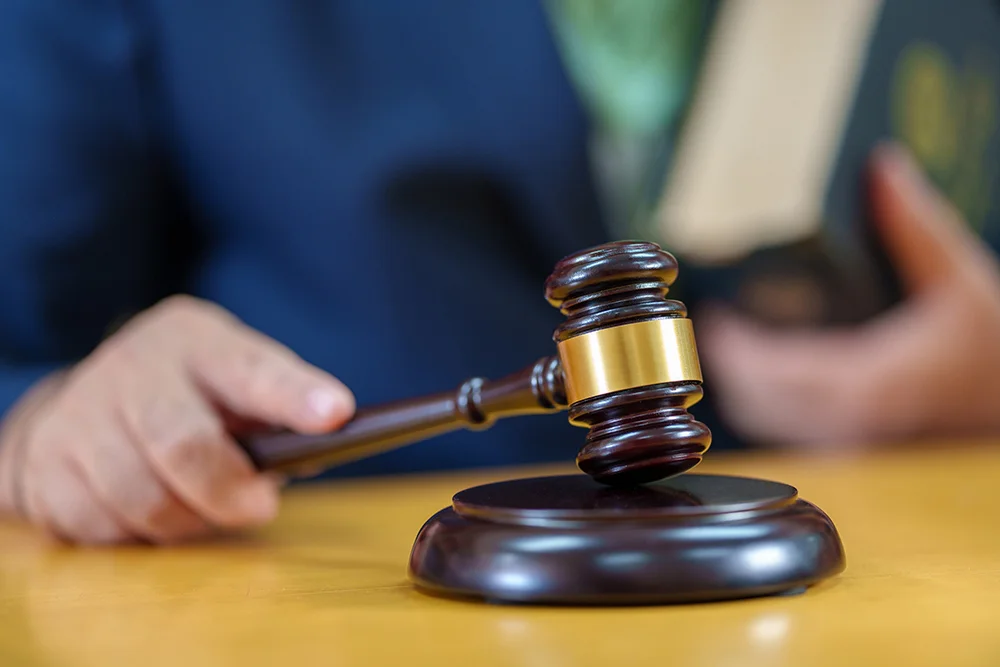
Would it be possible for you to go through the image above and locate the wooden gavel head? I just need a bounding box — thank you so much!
[545,241,712,486]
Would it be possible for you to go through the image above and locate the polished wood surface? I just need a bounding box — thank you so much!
[2,441,1000,666]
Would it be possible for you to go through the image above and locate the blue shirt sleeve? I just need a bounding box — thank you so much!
[0,0,183,421]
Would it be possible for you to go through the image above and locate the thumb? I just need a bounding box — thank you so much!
[868,141,987,295]
[187,317,356,435]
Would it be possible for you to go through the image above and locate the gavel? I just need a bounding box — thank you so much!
[237,240,711,486]
[236,240,844,606]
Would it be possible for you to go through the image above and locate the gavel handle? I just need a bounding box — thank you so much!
[236,356,567,475]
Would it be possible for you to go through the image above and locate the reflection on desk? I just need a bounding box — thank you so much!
[1,440,1000,667]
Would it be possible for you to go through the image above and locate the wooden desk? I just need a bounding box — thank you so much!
[1,441,999,666]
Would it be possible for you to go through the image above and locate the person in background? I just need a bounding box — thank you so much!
[701,142,1000,450]
[0,1,998,546]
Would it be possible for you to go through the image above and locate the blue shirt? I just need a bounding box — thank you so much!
[0,0,645,478]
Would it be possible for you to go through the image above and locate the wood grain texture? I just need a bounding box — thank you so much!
[2,440,1000,666]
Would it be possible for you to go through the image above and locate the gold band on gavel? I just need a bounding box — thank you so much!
[557,318,703,404]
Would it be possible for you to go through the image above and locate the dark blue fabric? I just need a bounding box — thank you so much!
[0,0,660,477]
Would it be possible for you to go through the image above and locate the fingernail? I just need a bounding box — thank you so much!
[306,387,354,421]
[307,388,339,417]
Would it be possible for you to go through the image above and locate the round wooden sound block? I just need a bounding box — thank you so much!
[407,474,845,605]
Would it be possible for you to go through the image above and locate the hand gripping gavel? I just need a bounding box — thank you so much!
[237,241,712,486]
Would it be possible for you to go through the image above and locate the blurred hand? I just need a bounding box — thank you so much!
[698,142,1000,449]
[0,296,354,545]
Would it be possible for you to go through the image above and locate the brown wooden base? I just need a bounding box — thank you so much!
[407,474,845,605]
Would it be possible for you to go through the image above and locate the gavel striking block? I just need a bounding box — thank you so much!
[237,241,845,605]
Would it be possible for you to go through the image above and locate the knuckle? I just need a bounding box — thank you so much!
[156,295,210,329]
[147,429,200,475]
[148,295,231,333]
[146,421,223,475]
[97,297,240,364]
[134,403,224,477]
[159,293,205,317]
